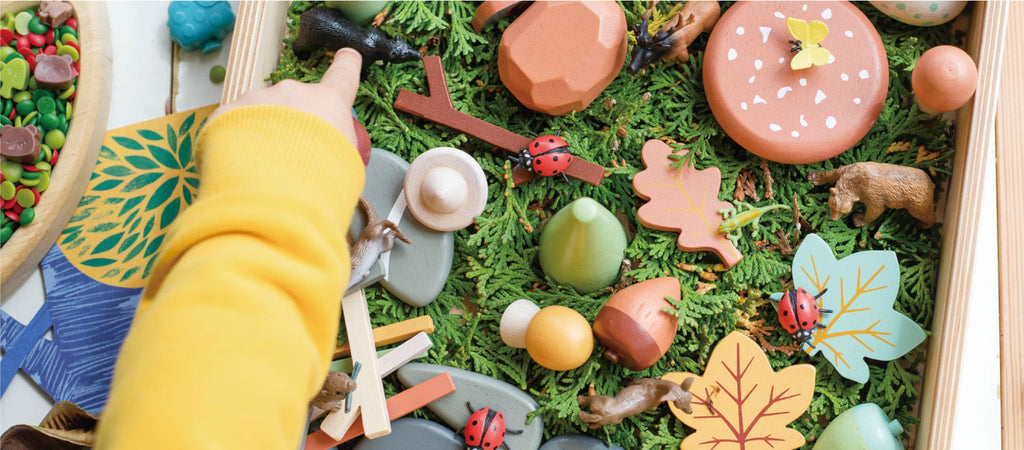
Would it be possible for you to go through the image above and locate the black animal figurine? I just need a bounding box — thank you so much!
[627,2,720,74]
[292,7,421,73]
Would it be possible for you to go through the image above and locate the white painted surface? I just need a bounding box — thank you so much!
[0,3,1003,448]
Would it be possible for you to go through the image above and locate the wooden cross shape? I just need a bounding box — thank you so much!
[394,55,606,187]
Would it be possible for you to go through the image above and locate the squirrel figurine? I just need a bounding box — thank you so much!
[348,197,411,289]
[577,377,695,429]
[808,162,936,228]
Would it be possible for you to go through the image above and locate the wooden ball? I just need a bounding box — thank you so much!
[593,277,680,371]
[525,306,594,371]
[500,299,541,349]
[912,45,978,112]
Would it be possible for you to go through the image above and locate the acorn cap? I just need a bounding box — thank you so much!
[404,147,488,232]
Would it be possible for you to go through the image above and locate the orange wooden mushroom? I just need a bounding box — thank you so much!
[912,45,978,113]
[592,277,680,371]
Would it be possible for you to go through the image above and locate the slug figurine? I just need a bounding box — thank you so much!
[808,162,936,228]
[348,197,411,289]
[577,377,695,429]
[292,6,421,72]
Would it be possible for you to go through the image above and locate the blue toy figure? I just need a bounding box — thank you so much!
[167,1,235,55]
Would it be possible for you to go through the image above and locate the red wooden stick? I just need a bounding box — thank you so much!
[394,56,605,186]
[304,372,456,449]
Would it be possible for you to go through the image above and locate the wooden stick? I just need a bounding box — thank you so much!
[918,2,1009,449]
[997,3,1024,447]
[377,332,432,379]
[394,56,606,186]
[305,373,456,450]
[322,290,390,440]
[333,315,434,359]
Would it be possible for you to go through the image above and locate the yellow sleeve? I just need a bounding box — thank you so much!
[95,105,365,449]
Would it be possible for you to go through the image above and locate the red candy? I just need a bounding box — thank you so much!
[44,45,57,55]
[5,211,20,222]
[7,108,16,122]
[11,204,23,215]
[22,164,40,172]
[45,28,55,44]
[65,17,77,29]
[18,48,37,72]
[50,151,59,166]
[0,29,14,46]
[16,35,30,50]
[28,188,40,206]
[64,40,80,53]
[28,33,46,47]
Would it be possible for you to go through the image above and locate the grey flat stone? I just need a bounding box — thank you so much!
[540,435,625,450]
[349,148,454,307]
[353,418,462,450]
[397,363,543,450]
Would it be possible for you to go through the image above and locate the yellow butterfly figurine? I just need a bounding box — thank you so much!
[786,17,831,70]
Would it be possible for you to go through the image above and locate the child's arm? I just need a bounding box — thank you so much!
[96,51,366,449]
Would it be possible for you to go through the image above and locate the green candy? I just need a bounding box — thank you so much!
[0,47,14,62]
[2,98,11,115]
[35,161,51,172]
[15,99,34,115]
[58,85,74,100]
[28,16,47,34]
[39,144,51,162]
[0,115,11,126]
[22,111,37,124]
[0,58,30,98]
[57,45,80,62]
[60,33,79,46]
[1,225,12,245]
[32,89,54,102]
[14,11,32,35]
[16,188,35,207]
[20,170,40,180]
[19,207,35,226]
[209,65,226,83]
[45,129,65,150]
[65,101,72,117]
[36,96,56,115]
[0,180,15,200]
[20,175,40,187]
[39,113,60,131]
[13,91,31,103]
[1,160,23,182]
[60,26,76,38]
[35,171,50,192]
[1,12,16,29]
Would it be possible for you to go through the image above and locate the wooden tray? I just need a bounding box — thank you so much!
[222,2,1008,448]
[0,1,112,298]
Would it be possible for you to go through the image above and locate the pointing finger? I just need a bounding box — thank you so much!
[320,48,363,107]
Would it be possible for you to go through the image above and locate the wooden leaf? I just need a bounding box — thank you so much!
[633,140,742,267]
[663,332,815,450]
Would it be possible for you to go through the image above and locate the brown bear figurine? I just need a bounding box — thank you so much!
[808,162,936,228]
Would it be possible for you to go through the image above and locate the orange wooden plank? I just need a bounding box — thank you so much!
[332,315,435,359]
[304,372,456,450]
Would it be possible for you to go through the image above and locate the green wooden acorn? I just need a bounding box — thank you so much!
[538,197,627,293]
[813,403,904,450]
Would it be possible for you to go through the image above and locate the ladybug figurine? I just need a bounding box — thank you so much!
[772,287,832,347]
[458,401,522,450]
[512,133,574,184]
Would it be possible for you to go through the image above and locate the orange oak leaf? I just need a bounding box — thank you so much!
[663,332,815,450]
[633,140,742,267]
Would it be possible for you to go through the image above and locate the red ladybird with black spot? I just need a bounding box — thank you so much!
[514,134,573,178]
[459,402,522,450]
[773,287,831,347]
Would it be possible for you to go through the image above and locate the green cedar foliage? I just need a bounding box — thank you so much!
[271,2,959,448]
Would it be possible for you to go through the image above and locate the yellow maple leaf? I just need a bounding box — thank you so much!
[663,332,816,450]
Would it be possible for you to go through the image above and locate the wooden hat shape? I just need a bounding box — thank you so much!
[703,1,888,164]
[404,147,488,232]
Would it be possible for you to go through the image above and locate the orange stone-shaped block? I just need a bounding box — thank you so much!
[498,1,627,116]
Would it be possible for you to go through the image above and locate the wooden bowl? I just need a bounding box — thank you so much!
[0,1,112,297]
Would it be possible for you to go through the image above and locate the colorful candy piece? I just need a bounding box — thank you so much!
[38,1,75,28]
[166,1,235,55]
[538,197,627,293]
[592,277,680,371]
[396,363,543,450]
[0,125,42,162]
[808,162,936,228]
[498,1,627,115]
[868,1,966,27]
[813,403,904,450]
[912,45,978,113]
[703,1,888,164]
[34,54,78,91]
[0,58,30,98]
[525,306,593,371]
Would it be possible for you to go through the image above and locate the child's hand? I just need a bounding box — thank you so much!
[210,48,366,161]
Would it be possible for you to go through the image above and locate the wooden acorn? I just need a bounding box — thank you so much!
[538,198,627,294]
[912,45,978,113]
[813,403,904,450]
[292,6,421,71]
[592,277,680,371]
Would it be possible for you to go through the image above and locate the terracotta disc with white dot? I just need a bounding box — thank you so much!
[703,1,888,164]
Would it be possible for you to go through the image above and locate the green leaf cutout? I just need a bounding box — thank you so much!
[122,173,163,193]
[160,197,181,229]
[92,232,125,255]
[80,258,117,267]
[178,134,193,168]
[148,145,180,169]
[137,129,163,141]
[166,124,178,158]
[93,179,124,191]
[112,136,144,150]
[126,155,159,170]
[145,177,179,211]
[101,165,134,177]
[179,112,195,136]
